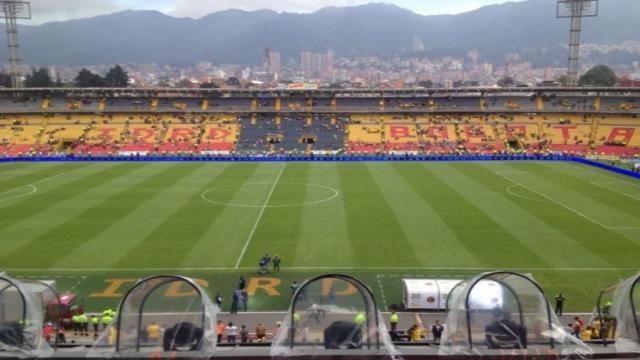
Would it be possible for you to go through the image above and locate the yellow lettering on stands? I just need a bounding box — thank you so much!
[164,279,210,297]
[90,279,136,298]
[247,277,281,296]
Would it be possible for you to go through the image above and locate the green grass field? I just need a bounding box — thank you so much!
[1,160,639,312]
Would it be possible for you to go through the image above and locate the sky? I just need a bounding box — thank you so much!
[26,0,527,25]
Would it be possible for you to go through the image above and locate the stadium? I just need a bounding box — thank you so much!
[1,86,640,358]
[1,0,640,358]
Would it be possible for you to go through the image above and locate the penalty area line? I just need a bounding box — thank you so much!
[494,172,640,231]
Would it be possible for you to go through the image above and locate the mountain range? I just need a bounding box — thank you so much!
[4,0,639,67]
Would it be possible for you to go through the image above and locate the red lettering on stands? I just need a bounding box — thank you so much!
[170,127,195,141]
[607,128,635,143]
[552,125,577,140]
[425,126,449,140]
[463,125,486,141]
[131,128,156,142]
[389,125,411,139]
[98,128,115,140]
[206,128,232,142]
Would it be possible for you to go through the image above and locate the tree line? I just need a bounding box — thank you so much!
[0,65,129,88]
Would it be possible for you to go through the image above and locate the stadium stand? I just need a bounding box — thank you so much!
[0,88,639,157]
[346,115,384,153]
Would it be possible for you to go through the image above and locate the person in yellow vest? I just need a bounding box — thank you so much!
[77,312,89,337]
[146,321,162,343]
[71,313,80,336]
[389,311,399,330]
[91,316,100,338]
[102,313,113,330]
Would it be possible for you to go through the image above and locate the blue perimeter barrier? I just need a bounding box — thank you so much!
[1,154,639,180]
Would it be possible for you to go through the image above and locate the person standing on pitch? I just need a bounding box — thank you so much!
[273,255,281,272]
[555,293,565,316]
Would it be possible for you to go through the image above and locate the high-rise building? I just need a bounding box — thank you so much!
[263,48,281,74]
[300,51,313,76]
[467,50,479,67]
[268,51,281,74]
[324,49,335,75]
[412,36,426,52]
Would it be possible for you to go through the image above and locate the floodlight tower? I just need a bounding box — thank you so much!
[556,0,598,86]
[0,0,31,88]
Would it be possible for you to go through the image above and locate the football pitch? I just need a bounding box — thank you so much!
[1,160,639,312]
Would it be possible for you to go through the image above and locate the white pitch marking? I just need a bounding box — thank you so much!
[495,172,640,231]
[234,163,286,269]
[376,274,388,311]
[590,181,640,201]
[201,182,338,208]
[563,163,640,186]
[506,184,551,203]
[0,172,65,202]
[69,276,88,291]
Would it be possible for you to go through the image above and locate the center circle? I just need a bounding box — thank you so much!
[201,182,339,208]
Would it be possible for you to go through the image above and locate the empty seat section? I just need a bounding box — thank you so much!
[346,116,383,153]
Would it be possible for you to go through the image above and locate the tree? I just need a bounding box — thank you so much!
[555,74,571,87]
[226,77,240,87]
[104,65,129,87]
[75,69,105,87]
[497,76,515,87]
[578,65,617,87]
[24,68,54,88]
[177,78,194,88]
[200,82,219,89]
[0,72,11,87]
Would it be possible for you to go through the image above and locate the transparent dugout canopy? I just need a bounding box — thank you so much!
[440,271,591,358]
[0,273,53,358]
[90,275,218,358]
[596,271,640,353]
[271,274,398,358]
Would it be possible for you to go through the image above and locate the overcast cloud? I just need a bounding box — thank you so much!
[25,0,526,24]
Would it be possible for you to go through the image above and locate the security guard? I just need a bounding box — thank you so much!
[71,313,80,336]
[102,312,113,330]
[389,310,399,329]
[77,312,89,336]
[91,316,100,337]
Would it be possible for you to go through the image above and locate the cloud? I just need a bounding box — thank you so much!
[27,0,123,24]
[165,0,373,18]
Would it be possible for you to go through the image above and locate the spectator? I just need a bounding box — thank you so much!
[147,321,162,343]
[225,322,237,344]
[255,323,267,343]
[432,320,444,345]
[215,320,225,343]
[240,325,249,343]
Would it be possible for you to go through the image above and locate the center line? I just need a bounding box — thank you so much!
[234,163,286,269]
